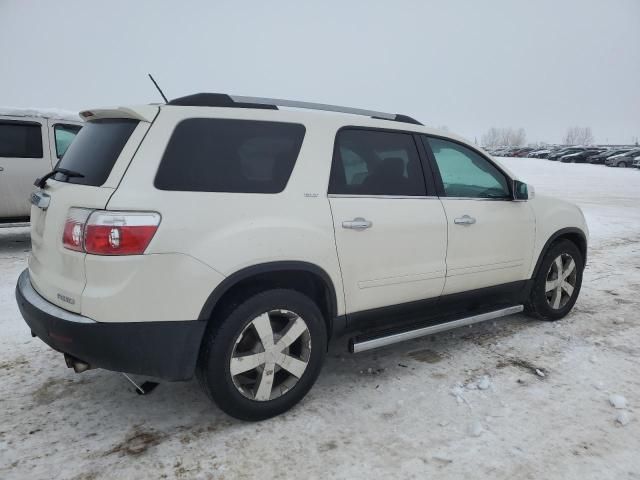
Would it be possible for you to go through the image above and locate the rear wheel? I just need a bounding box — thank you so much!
[526,239,584,321]
[197,289,327,421]
[618,161,627,168]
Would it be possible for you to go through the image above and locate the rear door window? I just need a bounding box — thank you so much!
[0,121,43,158]
[55,119,138,186]
[53,124,82,158]
[155,118,305,193]
[329,129,426,196]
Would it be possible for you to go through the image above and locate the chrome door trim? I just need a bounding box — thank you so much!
[328,194,440,200]
[441,196,512,202]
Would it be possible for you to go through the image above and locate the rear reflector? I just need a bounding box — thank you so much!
[62,210,161,255]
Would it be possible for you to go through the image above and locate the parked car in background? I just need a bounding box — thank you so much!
[632,157,640,169]
[548,147,587,161]
[528,149,552,158]
[488,147,509,157]
[15,92,588,420]
[605,148,640,168]
[490,147,509,157]
[559,148,606,163]
[511,147,536,157]
[490,145,639,165]
[0,108,82,222]
[586,149,630,164]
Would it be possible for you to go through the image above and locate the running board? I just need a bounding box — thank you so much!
[349,305,524,353]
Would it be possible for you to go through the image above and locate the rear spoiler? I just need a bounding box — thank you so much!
[79,105,158,123]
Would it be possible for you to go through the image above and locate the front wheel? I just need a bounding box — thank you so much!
[197,289,327,421]
[618,161,627,168]
[526,239,584,321]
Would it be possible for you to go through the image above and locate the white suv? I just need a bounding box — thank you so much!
[15,93,588,420]
[0,108,82,222]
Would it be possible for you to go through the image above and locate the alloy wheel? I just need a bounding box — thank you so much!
[545,253,577,310]
[229,309,311,401]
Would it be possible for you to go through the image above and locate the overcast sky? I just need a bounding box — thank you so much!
[1,0,638,144]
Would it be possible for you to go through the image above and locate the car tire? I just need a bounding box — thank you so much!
[525,239,584,321]
[197,289,327,421]
[618,161,627,168]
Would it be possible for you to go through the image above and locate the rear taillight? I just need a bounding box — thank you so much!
[85,211,161,255]
[62,208,92,251]
[62,210,161,255]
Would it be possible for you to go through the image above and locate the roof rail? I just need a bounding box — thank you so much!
[166,93,423,125]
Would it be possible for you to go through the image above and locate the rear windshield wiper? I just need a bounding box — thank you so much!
[35,168,85,189]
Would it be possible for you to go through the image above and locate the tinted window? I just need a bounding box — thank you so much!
[155,119,305,193]
[55,119,138,186]
[0,121,43,158]
[329,129,426,196]
[425,137,510,199]
[54,124,82,158]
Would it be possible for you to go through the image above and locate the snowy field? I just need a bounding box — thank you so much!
[1,158,639,480]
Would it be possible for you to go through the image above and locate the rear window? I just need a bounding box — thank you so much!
[0,121,43,158]
[155,118,305,193]
[55,119,138,186]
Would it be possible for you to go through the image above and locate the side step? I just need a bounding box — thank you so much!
[349,305,524,353]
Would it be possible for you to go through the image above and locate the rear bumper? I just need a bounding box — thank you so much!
[15,269,206,381]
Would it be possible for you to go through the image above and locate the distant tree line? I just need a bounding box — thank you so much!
[481,127,527,147]
[563,127,594,145]
[481,126,597,147]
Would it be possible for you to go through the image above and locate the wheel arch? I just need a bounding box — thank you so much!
[531,227,588,280]
[198,261,341,339]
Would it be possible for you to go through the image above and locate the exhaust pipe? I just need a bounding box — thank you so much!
[64,354,92,373]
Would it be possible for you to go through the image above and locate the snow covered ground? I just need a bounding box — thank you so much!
[1,158,639,480]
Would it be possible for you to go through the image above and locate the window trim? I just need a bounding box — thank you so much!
[0,119,44,159]
[328,126,436,197]
[420,134,514,200]
[52,123,82,159]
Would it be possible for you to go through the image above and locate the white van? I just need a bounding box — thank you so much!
[0,108,82,222]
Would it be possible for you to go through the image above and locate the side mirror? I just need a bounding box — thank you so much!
[513,180,533,201]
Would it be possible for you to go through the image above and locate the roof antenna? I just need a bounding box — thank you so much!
[148,73,168,103]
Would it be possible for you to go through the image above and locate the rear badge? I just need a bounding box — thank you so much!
[57,293,76,305]
[30,190,51,210]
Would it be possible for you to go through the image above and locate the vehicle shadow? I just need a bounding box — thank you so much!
[24,312,537,439]
[0,226,31,258]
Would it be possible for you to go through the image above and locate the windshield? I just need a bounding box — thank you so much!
[54,119,138,186]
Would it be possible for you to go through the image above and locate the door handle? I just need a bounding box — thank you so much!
[454,215,476,225]
[342,217,372,230]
